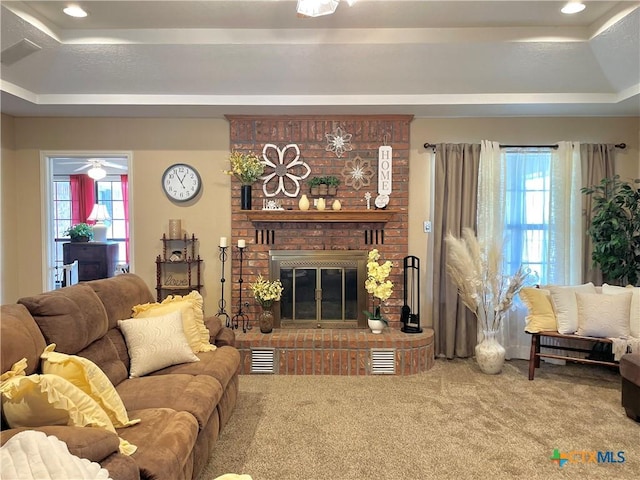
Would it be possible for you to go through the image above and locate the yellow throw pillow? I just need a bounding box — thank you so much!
[40,344,140,428]
[132,290,215,353]
[519,287,557,333]
[0,359,136,456]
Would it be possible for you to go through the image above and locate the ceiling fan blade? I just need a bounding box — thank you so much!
[101,161,127,170]
[73,164,92,172]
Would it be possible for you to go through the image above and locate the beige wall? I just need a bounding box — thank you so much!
[1,114,18,303]
[2,115,639,322]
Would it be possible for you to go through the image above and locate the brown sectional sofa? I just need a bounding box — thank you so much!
[620,353,640,422]
[1,274,241,480]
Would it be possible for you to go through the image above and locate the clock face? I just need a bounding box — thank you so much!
[162,164,202,202]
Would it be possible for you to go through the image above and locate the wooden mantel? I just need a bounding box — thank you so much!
[244,210,396,223]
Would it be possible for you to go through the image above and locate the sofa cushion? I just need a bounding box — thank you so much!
[117,408,199,480]
[116,374,222,430]
[0,426,120,464]
[85,274,155,330]
[0,305,46,377]
[602,284,640,338]
[150,345,241,391]
[74,331,130,389]
[132,291,215,353]
[0,362,135,456]
[576,292,632,338]
[40,344,139,428]
[118,311,200,378]
[18,285,109,354]
[547,282,596,334]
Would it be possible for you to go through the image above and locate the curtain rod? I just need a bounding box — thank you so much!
[423,142,626,150]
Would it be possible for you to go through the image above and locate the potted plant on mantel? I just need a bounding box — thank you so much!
[65,223,93,242]
[307,176,341,196]
[581,175,640,286]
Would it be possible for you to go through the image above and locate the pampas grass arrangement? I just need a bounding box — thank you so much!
[445,228,529,332]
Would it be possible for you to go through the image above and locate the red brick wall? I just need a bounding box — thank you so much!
[227,115,412,329]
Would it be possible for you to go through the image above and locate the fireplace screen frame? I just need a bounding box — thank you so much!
[269,250,368,329]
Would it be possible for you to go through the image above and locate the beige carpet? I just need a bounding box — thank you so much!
[198,359,639,480]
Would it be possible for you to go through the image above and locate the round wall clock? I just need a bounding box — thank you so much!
[162,164,202,202]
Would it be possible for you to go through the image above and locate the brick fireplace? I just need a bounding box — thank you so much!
[227,115,434,374]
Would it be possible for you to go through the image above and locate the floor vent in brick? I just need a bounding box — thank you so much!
[371,349,396,374]
[251,348,275,374]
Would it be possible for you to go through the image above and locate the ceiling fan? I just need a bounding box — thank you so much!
[59,158,127,180]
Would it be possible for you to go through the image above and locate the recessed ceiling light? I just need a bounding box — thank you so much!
[63,5,88,18]
[561,2,586,14]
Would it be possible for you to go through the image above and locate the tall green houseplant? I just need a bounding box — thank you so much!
[581,175,640,286]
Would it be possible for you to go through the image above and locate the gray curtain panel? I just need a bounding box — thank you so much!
[432,143,481,359]
[580,144,616,285]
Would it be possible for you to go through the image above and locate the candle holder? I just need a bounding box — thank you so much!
[215,246,232,328]
[231,245,251,332]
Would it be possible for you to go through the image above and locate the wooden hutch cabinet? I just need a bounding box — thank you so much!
[63,242,119,281]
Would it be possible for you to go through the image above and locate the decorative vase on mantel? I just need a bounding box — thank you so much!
[475,329,506,374]
[259,303,274,334]
[240,184,252,210]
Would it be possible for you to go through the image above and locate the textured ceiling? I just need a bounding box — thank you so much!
[1,0,639,118]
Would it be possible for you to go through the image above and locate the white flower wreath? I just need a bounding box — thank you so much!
[260,143,311,198]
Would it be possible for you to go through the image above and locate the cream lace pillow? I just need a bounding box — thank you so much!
[576,292,632,338]
[602,284,640,337]
[118,310,199,378]
[547,283,596,334]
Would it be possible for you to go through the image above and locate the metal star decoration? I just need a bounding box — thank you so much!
[341,155,375,191]
[325,126,353,158]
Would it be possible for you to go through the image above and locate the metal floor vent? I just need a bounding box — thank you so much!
[371,349,396,374]
[251,348,275,374]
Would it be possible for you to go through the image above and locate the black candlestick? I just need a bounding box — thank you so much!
[215,246,232,328]
[231,245,250,332]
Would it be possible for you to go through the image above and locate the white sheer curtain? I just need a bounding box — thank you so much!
[549,141,583,285]
[476,141,583,360]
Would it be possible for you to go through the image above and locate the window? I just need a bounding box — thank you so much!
[96,178,127,264]
[503,148,553,284]
[53,177,72,280]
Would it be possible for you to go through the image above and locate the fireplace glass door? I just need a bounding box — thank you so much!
[280,267,358,325]
[269,250,367,329]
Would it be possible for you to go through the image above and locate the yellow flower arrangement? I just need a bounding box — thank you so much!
[364,249,393,325]
[250,274,284,308]
[224,151,265,185]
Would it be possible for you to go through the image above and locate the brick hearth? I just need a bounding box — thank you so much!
[236,328,434,375]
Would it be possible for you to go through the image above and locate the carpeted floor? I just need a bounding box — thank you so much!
[198,358,639,480]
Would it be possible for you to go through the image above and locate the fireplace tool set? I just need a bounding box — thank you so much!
[400,255,422,334]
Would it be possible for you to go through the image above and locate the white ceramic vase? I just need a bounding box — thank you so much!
[475,329,506,374]
[367,318,386,334]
